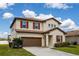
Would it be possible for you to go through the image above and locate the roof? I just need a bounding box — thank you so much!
[45,27,66,34]
[10,17,61,28]
[15,27,66,34]
[66,30,79,37]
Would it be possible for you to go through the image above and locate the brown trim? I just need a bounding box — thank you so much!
[26,21,28,28]
[33,21,34,29]
[21,37,42,38]
[10,17,61,28]
[20,20,22,28]
[66,35,79,37]
[15,27,66,34]
[15,29,44,34]
[38,22,40,29]
[10,18,16,28]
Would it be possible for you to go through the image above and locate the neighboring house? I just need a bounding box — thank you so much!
[66,30,79,44]
[10,17,66,48]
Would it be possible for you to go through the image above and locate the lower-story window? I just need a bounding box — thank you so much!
[56,35,62,43]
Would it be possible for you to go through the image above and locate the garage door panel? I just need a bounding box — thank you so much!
[22,37,41,47]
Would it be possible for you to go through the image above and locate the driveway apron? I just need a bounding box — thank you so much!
[23,47,76,56]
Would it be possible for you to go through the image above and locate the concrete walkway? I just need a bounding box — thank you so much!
[0,41,8,44]
[23,47,76,56]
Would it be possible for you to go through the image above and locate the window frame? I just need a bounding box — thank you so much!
[33,22,40,29]
[56,35,63,43]
[21,20,28,28]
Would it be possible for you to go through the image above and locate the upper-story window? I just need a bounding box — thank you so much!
[54,24,56,28]
[22,20,26,28]
[33,22,40,29]
[48,24,51,27]
[20,20,28,28]
[51,24,53,28]
[48,24,56,28]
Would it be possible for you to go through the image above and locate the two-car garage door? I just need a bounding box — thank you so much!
[22,37,42,47]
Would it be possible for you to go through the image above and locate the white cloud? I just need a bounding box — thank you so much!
[22,10,37,18]
[60,18,79,31]
[7,3,15,6]
[22,9,54,19]
[0,32,9,38]
[3,12,14,19]
[45,3,72,9]
[55,17,62,22]
[36,14,54,20]
[22,9,79,31]
[0,3,7,9]
[0,3,15,9]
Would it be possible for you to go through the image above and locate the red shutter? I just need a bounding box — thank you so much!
[26,21,28,28]
[20,20,22,28]
[33,22,34,29]
[38,22,40,29]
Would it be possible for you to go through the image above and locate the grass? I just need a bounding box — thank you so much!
[0,44,34,56]
[54,45,79,55]
[0,38,7,41]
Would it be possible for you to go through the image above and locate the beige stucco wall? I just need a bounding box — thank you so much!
[16,32,43,38]
[66,36,79,44]
[10,30,17,40]
[43,19,59,31]
[10,21,17,40]
[48,29,65,48]
[15,19,60,31]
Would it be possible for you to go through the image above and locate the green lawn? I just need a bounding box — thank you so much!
[54,45,79,55]
[0,44,34,56]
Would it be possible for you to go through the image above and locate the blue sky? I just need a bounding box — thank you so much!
[0,3,79,38]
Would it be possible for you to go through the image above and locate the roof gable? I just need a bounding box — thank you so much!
[45,28,66,34]
[43,18,61,24]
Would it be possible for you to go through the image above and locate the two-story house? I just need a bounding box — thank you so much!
[10,17,66,48]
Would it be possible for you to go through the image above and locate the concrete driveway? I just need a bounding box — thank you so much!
[23,47,76,56]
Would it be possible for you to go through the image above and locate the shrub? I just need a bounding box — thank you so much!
[62,42,70,47]
[54,43,62,47]
[9,42,12,47]
[72,42,77,45]
[9,38,23,48]
[54,42,70,47]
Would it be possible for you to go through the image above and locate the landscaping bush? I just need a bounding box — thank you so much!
[13,38,23,48]
[9,42,12,48]
[54,42,70,47]
[54,43,62,47]
[9,38,23,48]
[72,42,77,45]
[62,42,70,47]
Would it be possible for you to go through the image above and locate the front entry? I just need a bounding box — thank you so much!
[48,35,53,47]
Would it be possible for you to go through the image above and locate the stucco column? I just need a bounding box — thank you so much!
[46,34,49,47]
[42,37,45,47]
[52,35,56,47]
[63,36,65,42]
